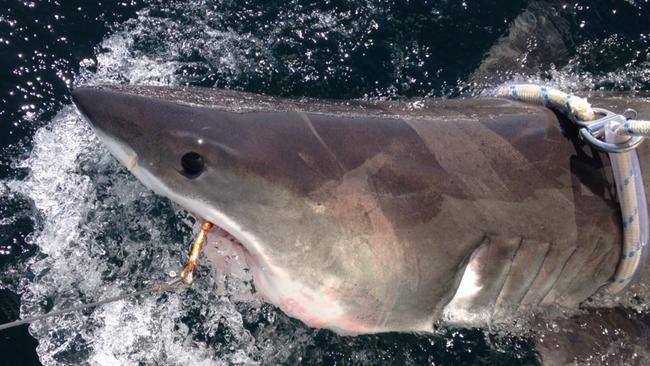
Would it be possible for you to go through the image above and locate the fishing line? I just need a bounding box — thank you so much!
[0,278,184,331]
[0,221,215,332]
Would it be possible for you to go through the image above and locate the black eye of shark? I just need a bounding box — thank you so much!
[180,152,205,178]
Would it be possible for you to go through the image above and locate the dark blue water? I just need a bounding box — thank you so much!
[1,1,649,365]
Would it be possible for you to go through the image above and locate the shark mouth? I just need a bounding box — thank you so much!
[132,165,269,273]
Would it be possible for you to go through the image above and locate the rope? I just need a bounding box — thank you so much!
[617,120,650,137]
[494,83,595,121]
[605,128,649,292]
[0,278,183,331]
[495,83,649,293]
[494,84,650,137]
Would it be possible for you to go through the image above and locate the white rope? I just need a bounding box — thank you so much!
[495,83,649,293]
[616,119,650,137]
[494,84,595,121]
[605,126,649,292]
[494,84,650,137]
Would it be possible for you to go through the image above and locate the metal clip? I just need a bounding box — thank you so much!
[578,107,644,153]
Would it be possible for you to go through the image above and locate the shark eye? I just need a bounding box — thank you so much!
[181,152,204,178]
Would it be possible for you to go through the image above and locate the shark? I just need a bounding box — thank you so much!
[71,85,650,342]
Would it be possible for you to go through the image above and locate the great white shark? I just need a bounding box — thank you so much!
[71,85,650,339]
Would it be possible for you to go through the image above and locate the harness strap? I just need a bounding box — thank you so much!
[495,84,650,293]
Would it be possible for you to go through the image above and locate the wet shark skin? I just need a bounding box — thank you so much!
[71,85,649,333]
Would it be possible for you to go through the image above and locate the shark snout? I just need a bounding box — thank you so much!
[72,86,143,172]
[72,86,142,139]
[72,86,116,132]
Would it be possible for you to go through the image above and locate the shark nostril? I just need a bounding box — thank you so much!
[181,152,205,178]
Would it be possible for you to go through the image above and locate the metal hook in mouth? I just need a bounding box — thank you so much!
[180,222,214,285]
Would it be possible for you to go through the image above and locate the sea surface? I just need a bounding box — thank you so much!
[1,1,649,365]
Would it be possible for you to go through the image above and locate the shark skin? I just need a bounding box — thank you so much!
[71,85,650,335]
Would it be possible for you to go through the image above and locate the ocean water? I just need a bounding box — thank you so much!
[1,1,649,365]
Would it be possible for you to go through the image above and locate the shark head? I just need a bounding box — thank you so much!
[71,85,349,266]
[72,86,310,239]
